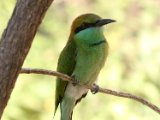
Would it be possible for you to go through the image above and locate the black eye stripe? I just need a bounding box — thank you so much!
[75,22,97,34]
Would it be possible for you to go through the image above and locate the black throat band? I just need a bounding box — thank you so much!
[89,40,106,47]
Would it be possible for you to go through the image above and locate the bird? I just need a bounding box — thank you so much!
[54,13,115,120]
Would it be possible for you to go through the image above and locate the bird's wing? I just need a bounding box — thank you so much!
[54,40,76,114]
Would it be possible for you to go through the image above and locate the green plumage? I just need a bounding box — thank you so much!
[54,13,115,120]
[72,27,108,85]
[55,40,76,113]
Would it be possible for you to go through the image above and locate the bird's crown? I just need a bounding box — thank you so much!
[71,13,101,34]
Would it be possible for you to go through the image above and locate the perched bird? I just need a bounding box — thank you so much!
[54,13,115,120]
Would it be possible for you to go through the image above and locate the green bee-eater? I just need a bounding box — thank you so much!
[54,13,115,120]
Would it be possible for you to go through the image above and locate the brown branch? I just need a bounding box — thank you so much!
[20,68,160,115]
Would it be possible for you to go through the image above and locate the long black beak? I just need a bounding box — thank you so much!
[96,19,116,26]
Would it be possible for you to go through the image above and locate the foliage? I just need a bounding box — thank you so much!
[0,0,160,120]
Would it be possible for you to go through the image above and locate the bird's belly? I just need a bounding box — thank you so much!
[65,83,88,100]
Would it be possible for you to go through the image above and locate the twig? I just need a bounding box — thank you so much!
[20,68,160,115]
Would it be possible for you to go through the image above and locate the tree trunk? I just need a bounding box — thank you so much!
[0,0,54,118]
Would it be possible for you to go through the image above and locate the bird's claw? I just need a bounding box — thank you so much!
[91,84,99,94]
[71,75,79,86]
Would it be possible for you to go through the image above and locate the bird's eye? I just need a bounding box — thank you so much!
[75,22,94,34]
[82,22,92,28]
[82,22,87,28]
[95,20,100,24]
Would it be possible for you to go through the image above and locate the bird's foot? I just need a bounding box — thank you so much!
[91,83,99,94]
[71,75,79,86]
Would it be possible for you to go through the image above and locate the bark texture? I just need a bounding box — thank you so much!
[0,0,54,118]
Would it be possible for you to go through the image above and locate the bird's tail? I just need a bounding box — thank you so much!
[53,110,56,120]
[53,99,60,118]
[60,95,76,120]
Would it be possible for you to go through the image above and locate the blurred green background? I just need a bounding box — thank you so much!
[1,0,160,120]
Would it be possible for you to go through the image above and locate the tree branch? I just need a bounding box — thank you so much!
[0,0,54,118]
[20,68,160,115]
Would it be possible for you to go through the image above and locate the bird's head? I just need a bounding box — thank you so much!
[69,13,115,40]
